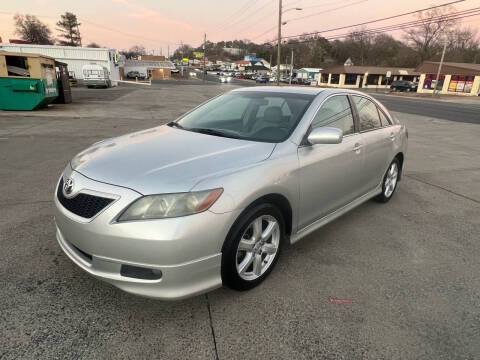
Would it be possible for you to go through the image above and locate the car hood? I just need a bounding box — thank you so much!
[73,125,275,194]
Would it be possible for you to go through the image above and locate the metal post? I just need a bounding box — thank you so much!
[277,0,282,86]
[289,48,293,85]
[432,35,447,97]
[203,33,206,82]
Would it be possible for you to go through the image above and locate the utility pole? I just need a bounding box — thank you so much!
[167,45,170,59]
[432,35,447,97]
[269,53,272,72]
[289,48,293,85]
[203,33,206,82]
[276,0,282,86]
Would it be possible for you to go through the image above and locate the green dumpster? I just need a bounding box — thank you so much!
[0,50,58,110]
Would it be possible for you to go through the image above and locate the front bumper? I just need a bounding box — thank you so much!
[54,170,239,300]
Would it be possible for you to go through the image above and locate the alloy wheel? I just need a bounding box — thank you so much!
[384,162,398,198]
[235,215,280,281]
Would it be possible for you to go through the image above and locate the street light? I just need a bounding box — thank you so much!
[277,2,302,86]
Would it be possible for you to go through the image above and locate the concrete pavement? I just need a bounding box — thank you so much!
[0,84,479,359]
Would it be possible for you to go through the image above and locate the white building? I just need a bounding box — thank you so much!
[0,43,121,85]
[124,59,176,78]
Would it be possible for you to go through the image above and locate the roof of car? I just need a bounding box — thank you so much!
[232,86,325,95]
[231,86,376,98]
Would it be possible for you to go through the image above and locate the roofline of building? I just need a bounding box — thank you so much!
[0,43,116,52]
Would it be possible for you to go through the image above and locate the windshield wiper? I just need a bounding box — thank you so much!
[167,121,184,129]
[187,128,241,139]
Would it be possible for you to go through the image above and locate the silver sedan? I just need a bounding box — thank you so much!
[54,87,407,300]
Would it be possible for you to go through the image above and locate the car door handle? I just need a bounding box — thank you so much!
[352,143,362,152]
[389,132,396,141]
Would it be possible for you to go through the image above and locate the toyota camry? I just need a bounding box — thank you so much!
[54,87,407,300]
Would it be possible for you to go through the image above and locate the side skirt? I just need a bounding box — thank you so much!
[290,186,382,244]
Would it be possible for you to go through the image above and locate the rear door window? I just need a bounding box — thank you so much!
[352,96,382,131]
[378,109,392,126]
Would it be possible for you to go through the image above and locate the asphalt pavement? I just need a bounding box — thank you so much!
[369,92,480,124]
[0,83,479,360]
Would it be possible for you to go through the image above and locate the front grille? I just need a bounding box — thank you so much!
[57,178,114,219]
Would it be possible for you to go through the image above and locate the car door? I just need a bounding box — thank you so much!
[297,94,365,230]
[351,95,392,194]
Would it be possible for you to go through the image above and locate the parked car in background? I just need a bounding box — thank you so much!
[255,76,268,83]
[297,78,311,85]
[390,80,418,92]
[126,71,147,80]
[235,73,245,79]
[54,87,407,300]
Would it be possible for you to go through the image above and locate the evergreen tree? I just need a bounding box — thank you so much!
[56,12,82,46]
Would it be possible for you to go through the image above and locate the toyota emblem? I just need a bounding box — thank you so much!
[63,178,74,195]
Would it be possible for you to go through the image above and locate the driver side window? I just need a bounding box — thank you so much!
[311,95,354,136]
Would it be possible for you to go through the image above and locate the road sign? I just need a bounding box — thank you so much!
[386,71,392,78]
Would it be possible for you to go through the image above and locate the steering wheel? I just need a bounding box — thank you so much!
[252,126,288,140]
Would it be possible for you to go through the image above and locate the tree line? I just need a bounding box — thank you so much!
[173,7,479,68]
[11,6,480,67]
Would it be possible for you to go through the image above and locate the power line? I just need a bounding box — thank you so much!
[248,0,369,43]
[275,8,480,45]
[283,0,369,23]
[281,0,466,41]
[212,0,261,33]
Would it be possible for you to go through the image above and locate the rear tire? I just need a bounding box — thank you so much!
[222,203,285,291]
[375,158,400,203]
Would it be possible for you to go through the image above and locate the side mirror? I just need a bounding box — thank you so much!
[307,127,343,145]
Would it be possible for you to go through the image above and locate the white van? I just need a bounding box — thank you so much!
[82,64,111,88]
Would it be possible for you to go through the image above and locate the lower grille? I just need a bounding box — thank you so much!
[57,178,114,219]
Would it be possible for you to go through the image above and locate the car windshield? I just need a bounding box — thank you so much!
[175,91,315,143]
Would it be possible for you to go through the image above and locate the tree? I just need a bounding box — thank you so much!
[13,14,54,45]
[86,42,101,48]
[404,7,457,62]
[172,44,194,60]
[120,45,146,59]
[56,12,82,46]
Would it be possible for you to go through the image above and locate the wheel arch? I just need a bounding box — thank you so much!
[222,193,294,253]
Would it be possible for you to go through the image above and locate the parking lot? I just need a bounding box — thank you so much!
[1,82,479,360]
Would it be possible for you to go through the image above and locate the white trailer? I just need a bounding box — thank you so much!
[0,43,121,86]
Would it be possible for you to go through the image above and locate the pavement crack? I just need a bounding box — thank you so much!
[205,294,219,360]
[404,174,479,204]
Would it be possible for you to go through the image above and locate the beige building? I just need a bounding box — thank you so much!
[415,61,480,96]
[318,65,419,89]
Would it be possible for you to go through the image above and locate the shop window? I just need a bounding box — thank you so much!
[366,75,379,85]
[320,73,329,83]
[5,55,30,77]
[330,74,340,84]
[423,74,445,90]
[344,74,358,85]
[448,75,474,93]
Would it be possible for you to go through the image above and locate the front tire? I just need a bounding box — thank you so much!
[375,158,400,203]
[222,203,285,291]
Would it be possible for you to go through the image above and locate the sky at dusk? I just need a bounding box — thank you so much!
[0,0,479,54]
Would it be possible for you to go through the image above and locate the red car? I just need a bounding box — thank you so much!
[235,73,245,79]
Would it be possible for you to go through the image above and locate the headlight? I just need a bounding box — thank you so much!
[118,189,223,221]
